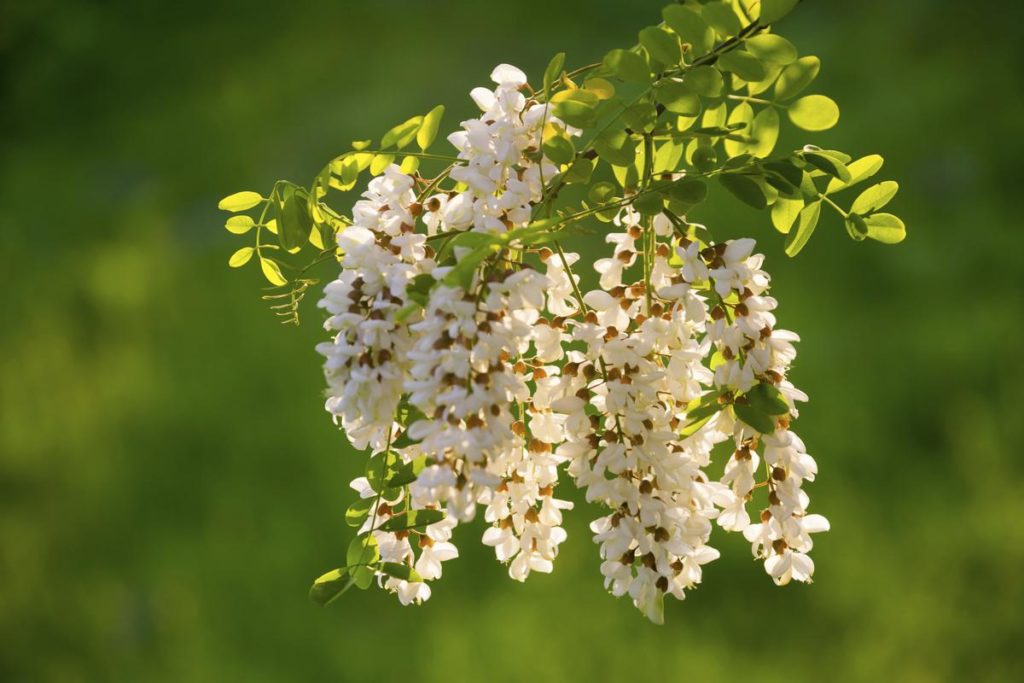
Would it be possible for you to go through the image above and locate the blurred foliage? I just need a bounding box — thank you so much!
[1,0,1023,680]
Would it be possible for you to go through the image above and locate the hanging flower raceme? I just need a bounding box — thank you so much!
[222,1,904,621]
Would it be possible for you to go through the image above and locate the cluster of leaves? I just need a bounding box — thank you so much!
[220,0,905,324]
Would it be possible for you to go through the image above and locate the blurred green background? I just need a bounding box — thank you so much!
[2,0,1023,680]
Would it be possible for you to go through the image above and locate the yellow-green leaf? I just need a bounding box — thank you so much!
[228,247,254,268]
[748,107,780,158]
[784,200,822,256]
[863,213,907,244]
[225,215,255,234]
[662,5,713,55]
[760,0,799,24]
[787,94,840,131]
[851,181,899,215]
[370,153,394,176]
[745,34,798,65]
[775,56,820,101]
[827,154,884,193]
[771,196,804,234]
[218,191,263,212]
[416,105,445,151]
[260,257,286,286]
[381,116,423,150]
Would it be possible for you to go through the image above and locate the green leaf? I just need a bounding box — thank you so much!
[543,133,575,165]
[347,534,379,569]
[380,562,423,583]
[589,181,618,206]
[634,191,664,216]
[662,178,708,213]
[759,0,800,24]
[370,153,394,175]
[662,5,714,55]
[384,460,420,488]
[225,215,255,234]
[218,191,263,212]
[748,107,780,158]
[622,102,658,133]
[702,2,742,38]
[417,105,445,151]
[583,77,616,100]
[863,213,906,244]
[826,154,884,193]
[228,247,254,268]
[787,94,839,131]
[550,89,600,128]
[259,258,286,286]
[719,173,769,210]
[716,50,765,83]
[639,26,681,65]
[775,56,820,101]
[764,158,805,191]
[784,200,822,256]
[844,214,869,241]
[405,273,435,306]
[653,140,684,174]
[771,196,803,234]
[656,80,701,117]
[381,116,424,150]
[723,102,754,158]
[309,568,350,606]
[594,128,638,167]
[802,151,851,182]
[543,52,566,96]
[603,48,651,83]
[747,382,790,416]
[733,402,777,434]
[441,242,501,289]
[685,65,724,97]
[345,498,373,528]
[850,181,899,215]
[745,34,798,65]
[380,508,445,532]
[275,185,312,251]
[564,157,595,184]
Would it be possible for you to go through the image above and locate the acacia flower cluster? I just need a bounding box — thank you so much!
[312,65,827,621]
[222,0,903,622]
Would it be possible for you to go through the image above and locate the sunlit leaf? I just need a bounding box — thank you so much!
[702,1,742,39]
[771,196,804,234]
[788,94,840,131]
[863,212,907,244]
[603,48,651,83]
[656,80,702,117]
[784,199,822,256]
[746,34,798,65]
[259,257,286,286]
[381,115,423,150]
[827,154,884,193]
[662,5,714,55]
[639,26,681,65]
[717,50,765,83]
[225,215,255,234]
[218,191,263,212]
[309,568,349,606]
[775,56,820,101]
[543,52,566,96]
[850,181,899,215]
[416,105,445,151]
[228,247,254,268]
[759,0,800,24]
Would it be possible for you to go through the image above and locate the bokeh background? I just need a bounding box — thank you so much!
[2,0,1023,680]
